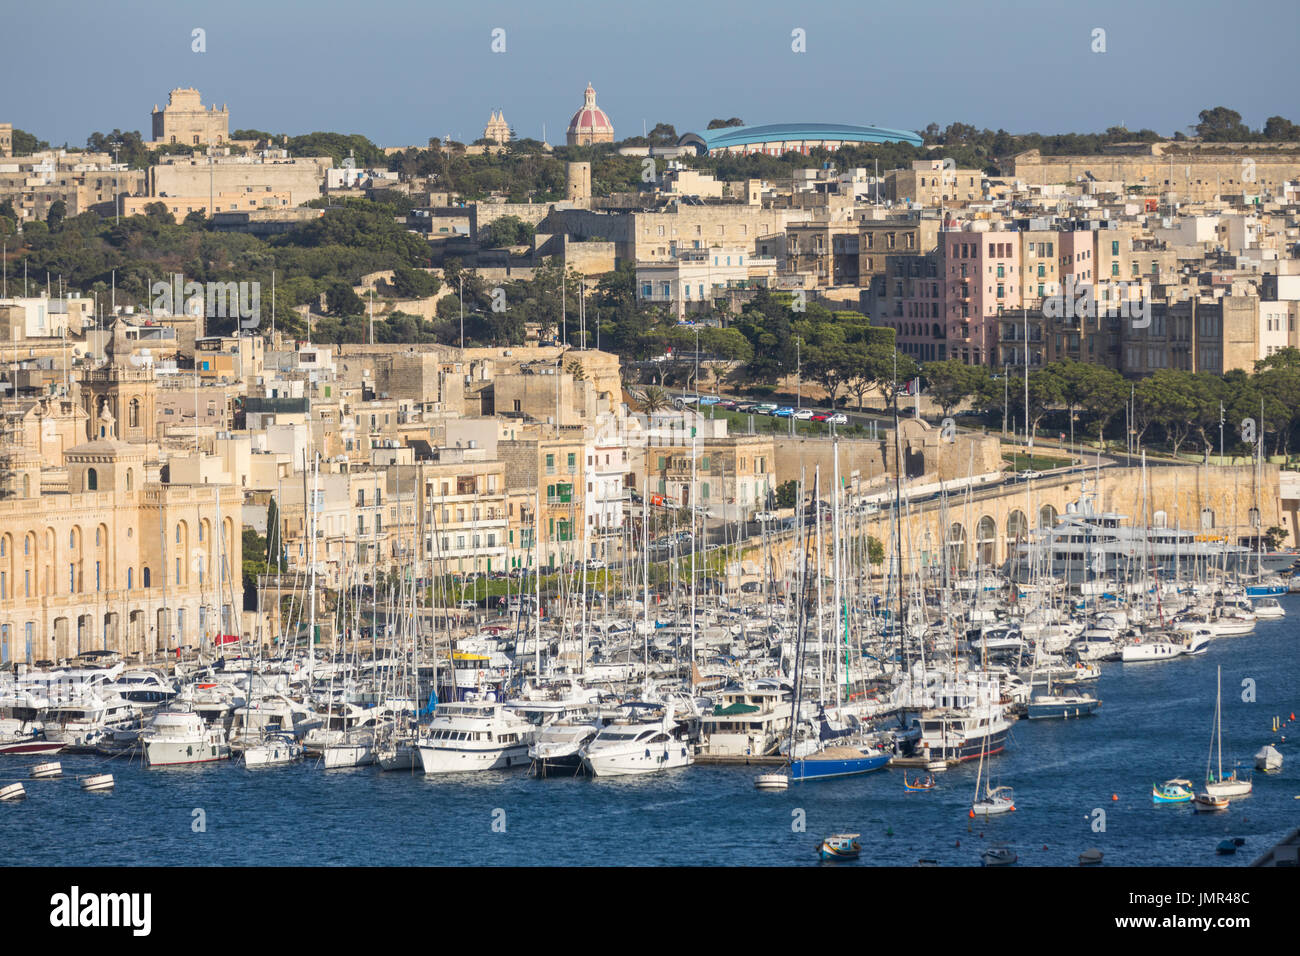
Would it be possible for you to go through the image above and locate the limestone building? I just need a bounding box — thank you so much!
[483,110,511,146]
[150,88,229,147]
[566,85,614,146]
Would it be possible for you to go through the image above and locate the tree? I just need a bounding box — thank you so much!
[325,281,364,316]
[647,123,678,145]
[45,200,66,231]
[479,215,535,248]
[638,385,671,425]
[1195,107,1250,142]
[922,359,986,417]
[706,118,745,129]
[774,480,798,509]
[1263,116,1300,141]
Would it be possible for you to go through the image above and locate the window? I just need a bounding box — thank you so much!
[86,468,97,491]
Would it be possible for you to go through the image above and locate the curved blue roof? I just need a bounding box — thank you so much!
[678,122,923,153]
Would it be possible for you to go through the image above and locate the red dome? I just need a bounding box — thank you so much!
[566,84,614,143]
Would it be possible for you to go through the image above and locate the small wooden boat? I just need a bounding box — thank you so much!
[1192,792,1229,812]
[1216,837,1246,855]
[904,773,936,791]
[754,772,789,791]
[981,846,1017,866]
[818,833,861,861]
[1152,778,1194,803]
[1078,847,1104,865]
[29,761,62,779]
[80,773,115,792]
[0,782,27,801]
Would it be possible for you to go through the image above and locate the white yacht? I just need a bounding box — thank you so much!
[42,694,142,751]
[142,710,230,767]
[416,697,537,774]
[580,701,695,777]
[1252,597,1285,620]
[242,732,303,768]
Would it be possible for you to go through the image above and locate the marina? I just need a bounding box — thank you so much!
[1,584,1296,866]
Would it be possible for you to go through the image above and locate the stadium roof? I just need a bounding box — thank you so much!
[678,122,923,154]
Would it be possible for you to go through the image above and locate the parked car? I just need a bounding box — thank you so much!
[774,406,794,418]
[827,413,849,425]
[717,400,737,410]
[585,558,606,570]
[699,396,719,406]
[792,408,814,420]
[1017,469,1041,480]
[458,600,478,610]
[753,511,778,522]
[735,402,758,412]
[755,403,778,415]
[811,413,830,423]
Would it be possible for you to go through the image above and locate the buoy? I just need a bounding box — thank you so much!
[955,840,961,847]
[1042,845,1048,851]
[1112,793,1118,801]
[0,782,26,801]
[969,809,975,818]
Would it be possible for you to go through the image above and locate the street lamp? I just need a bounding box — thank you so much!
[459,274,464,352]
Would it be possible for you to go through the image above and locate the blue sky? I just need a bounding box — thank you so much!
[4,0,1297,148]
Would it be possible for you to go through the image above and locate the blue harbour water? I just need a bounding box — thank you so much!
[3,600,1298,867]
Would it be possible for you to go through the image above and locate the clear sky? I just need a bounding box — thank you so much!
[4,0,1297,148]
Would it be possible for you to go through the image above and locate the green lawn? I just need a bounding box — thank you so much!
[704,406,872,438]
[1003,452,1073,471]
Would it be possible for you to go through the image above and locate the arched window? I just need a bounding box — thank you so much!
[21,474,29,497]
[128,399,140,429]
[125,469,133,492]
[1152,510,1168,528]
[1038,504,1058,529]
[142,567,151,588]
[86,468,98,492]
[1006,510,1028,541]
[946,522,968,572]
[127,568,133,590]
[976,516,997,567]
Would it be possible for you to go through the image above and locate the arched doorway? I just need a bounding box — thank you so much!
[1038,504,1058,529]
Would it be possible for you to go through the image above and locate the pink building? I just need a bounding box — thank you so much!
[942,229,1022,366]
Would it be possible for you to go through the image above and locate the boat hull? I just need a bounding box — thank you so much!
[418,742,530,774]
[790,751,890,781]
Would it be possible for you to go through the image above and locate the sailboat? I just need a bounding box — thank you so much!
[1203,666,1252,799]
[970,714,1014,816]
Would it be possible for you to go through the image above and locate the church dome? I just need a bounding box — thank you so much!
[566,84,614,145]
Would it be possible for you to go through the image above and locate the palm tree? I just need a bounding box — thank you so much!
[638,385,670,427]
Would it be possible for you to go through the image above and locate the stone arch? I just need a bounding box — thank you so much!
[946,522,967,572]
[976,515,997,567]
[1038,504,1058,529]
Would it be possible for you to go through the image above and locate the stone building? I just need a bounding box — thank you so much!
[150,88,229,147]
[483,110,511,146]
[566,84,614,146]
[0,404,242,664]
[0,123,11,158]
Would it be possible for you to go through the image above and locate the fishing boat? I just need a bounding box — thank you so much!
[754,772,789,791]
[1203,667,1252,798]
[904,773,936,791]
[1152,778,1194,803]
[141,709,230,767]
[1255,744,1283,773]
[818,833,861,861]
[981,846,1017,866]
[1078,848,1104,865]
[1192,792,1229,812]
